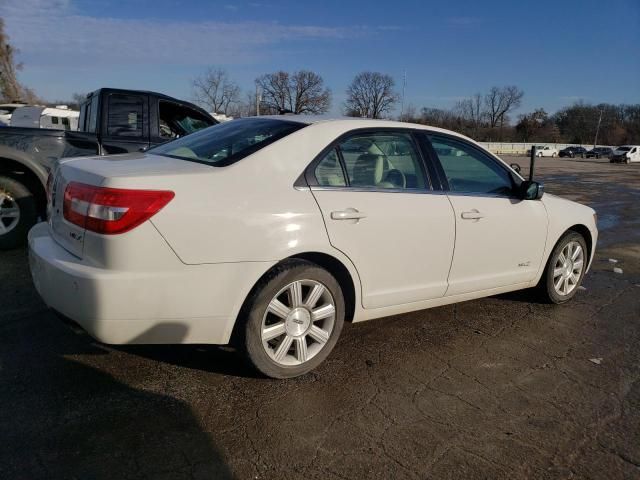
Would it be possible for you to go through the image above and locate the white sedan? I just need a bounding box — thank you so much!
[29,117,598,378]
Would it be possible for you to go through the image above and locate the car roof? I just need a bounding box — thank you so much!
[245,114,479,142]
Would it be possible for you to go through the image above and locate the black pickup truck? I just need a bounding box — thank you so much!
[0,88,216,249]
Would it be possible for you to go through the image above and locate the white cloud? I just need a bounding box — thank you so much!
[0,0,370,67]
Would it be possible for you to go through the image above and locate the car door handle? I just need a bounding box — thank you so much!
[331,208,367,221]
[461,209,484,220]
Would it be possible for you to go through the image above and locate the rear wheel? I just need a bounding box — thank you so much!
[539,231,587,304]
[0,176,38,250]
[239,260,345,378]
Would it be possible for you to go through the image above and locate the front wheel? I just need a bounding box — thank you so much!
[0,176,38,250]
[239,260,345,378]
[539,231,587,304]
[552,153,557,158]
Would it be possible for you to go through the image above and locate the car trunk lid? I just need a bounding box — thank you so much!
[48,152,213,258]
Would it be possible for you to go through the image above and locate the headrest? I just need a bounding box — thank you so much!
[352,153,385,186]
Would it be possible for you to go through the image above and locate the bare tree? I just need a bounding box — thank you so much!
[255,70,331,114]
[0,18,39,103]
[229,91,260,118]
[455,92,484,137]
[192,68,241,115]
[345,72,399,119]
[484,86,524,129]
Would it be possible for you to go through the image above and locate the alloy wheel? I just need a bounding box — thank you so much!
[0,191,20,235]
[552,241,584,296]
[261,279,336,366]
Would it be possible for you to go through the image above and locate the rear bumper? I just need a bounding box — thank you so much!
[28,222,274,345]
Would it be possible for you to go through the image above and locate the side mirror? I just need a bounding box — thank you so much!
[519,180,544,200]
[510,163,522,173]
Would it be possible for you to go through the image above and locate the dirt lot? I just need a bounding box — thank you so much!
[1,156,639,479]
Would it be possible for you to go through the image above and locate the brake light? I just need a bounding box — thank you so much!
[63,182,174,234]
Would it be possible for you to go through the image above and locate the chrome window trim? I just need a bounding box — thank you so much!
[309,186,444,195]
[303,127,434,193]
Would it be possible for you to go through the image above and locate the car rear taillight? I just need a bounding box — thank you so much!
[63,182,174,234]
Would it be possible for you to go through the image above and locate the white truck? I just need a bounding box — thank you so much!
[534,145,558,158]
[610,145,640,164]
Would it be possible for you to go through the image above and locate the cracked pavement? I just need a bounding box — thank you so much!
[1,156,639,479]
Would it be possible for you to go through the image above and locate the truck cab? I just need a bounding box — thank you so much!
[0,88,216,249]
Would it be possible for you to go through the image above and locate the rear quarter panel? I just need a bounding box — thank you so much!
[148,123,366,266]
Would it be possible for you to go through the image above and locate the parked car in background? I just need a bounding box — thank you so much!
[531,145,558,157]
[0,88,216,249]
[585,147,613,159]
[559,146,588,158]
[610,146,640,164]
[29,117,598,379]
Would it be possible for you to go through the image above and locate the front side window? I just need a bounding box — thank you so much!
[151,118,305,166]
[319,132,426,190]
[107,94,143,137]
[158,100,214,139]
[428,135,514,195]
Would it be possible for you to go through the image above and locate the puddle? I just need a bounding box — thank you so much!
[597,213,619,230]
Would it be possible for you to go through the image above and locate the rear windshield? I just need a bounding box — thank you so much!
[150,118,306,166]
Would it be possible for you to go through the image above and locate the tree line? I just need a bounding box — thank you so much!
[410,98,640,145]
[193,68,640,145]
[1,19,638,144]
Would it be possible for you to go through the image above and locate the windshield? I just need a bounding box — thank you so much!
[150,118,306,166]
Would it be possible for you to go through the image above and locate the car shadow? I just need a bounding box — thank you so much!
[493,288,548,304]
[115,342,262,379]
[0,310,235,479]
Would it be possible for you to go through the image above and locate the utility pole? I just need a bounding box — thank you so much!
[255,84,261,117]
[593,109,603,149]
[399,70,406,122]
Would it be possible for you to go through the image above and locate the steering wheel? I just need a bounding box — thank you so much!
[383,169,406,189]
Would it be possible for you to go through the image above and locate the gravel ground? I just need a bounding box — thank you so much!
[1,156,639,479]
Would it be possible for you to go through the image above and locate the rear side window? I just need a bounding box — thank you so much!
[81,95,99,133]
[151,118,306,166]
[315,149,347,187]
[107,94,143,137]
[315,132,426,190]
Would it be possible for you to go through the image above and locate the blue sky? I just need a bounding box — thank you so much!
[2,0,639,117]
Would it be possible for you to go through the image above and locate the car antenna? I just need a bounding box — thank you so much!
[529,146,536,182]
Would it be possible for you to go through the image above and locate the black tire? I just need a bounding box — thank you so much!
[238,259,345,379]
[538,231,588,304]
[0,175,38,250]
